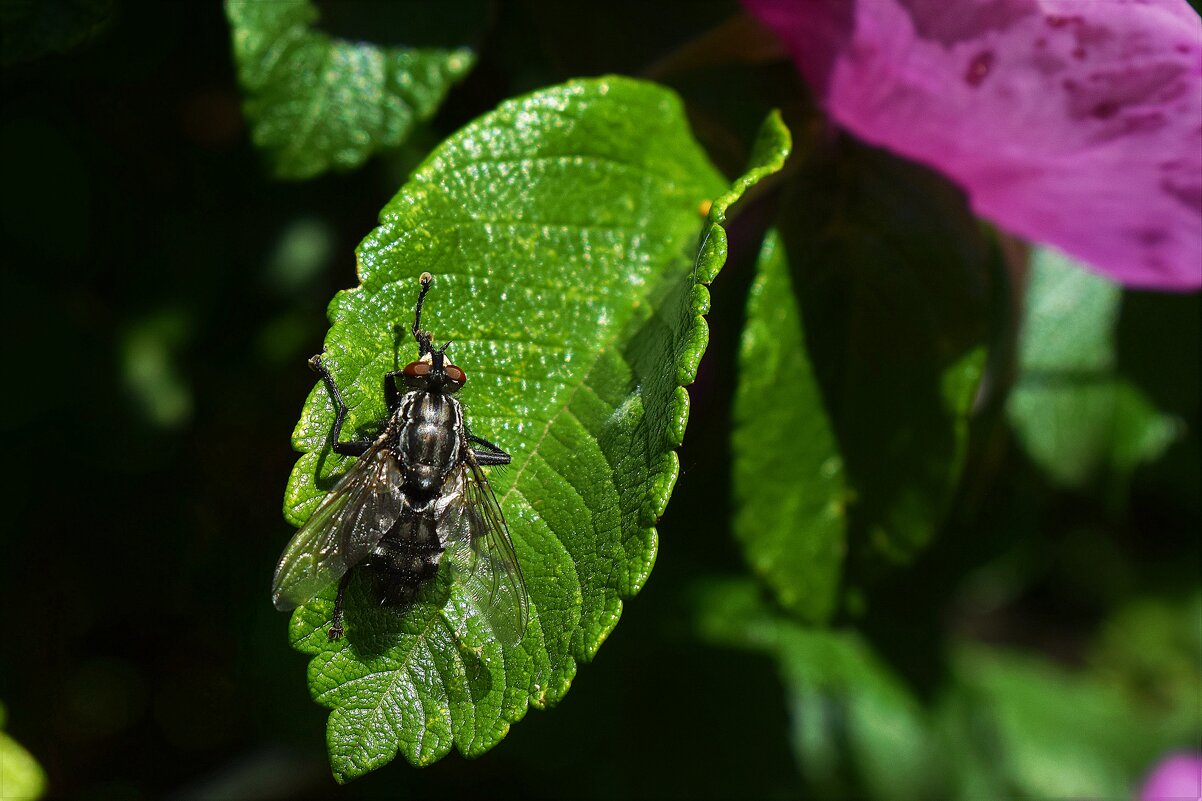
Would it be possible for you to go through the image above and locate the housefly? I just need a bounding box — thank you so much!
[271,272,530,646]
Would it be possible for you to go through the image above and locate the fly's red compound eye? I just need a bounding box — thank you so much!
[403,361,430,378]
[445,365,467,384]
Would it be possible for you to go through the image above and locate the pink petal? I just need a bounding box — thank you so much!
[746,0,1202,290]
[1139,753,1202,801]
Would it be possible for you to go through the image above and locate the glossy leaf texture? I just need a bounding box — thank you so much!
[733,232,845,622]
[768,137,991,574]
[1007,248,1181,489]
[280,77,791,781]
[225,0,474,180]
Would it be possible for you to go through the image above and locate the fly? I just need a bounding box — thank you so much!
[271,272,530,646]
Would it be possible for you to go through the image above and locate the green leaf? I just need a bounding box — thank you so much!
[1091,591,1202,741]
[0,702,46,801]
[937,646,1177,801]
[225,0,474,180]
[280,78,790,781]
[733,231,846,622]
[697,580,1193,801]
[695,579,941,800]
[1007,248,1181,489]
[777,139,990,564]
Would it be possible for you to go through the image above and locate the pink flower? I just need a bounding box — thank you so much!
[746,0,1202,291]
[1139,752,1202,800]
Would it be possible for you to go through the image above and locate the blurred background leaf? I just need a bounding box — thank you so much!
[1008,248,1182,493]
[937,645,1182,801]
[695,579,942,801]
[0,701,46,801]
[696,580,1199,801]
[0,0,113,65]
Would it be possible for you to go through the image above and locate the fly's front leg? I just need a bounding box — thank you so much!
[383,368,406,412]
[469,433,511,466]
[309,353,372,457]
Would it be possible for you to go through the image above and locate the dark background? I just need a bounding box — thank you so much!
[2,1,1198,798]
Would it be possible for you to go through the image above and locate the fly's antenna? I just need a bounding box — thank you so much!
[412,272,434,355]
[429,340,453,369]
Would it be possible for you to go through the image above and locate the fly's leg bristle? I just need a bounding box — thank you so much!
[328,573,353,641]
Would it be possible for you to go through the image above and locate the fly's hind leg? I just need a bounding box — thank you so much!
[469,433,511,466]
[328,572,354,641]
[309,352,373,457]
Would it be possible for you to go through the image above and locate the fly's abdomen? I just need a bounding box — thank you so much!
[368,510,442,605]
[397,391,463,496]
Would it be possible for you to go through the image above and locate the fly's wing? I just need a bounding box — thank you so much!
[441,456,530,645]
[272,444,405,610]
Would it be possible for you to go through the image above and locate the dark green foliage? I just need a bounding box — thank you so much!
[2,2,1195,797]
[778,140,991,566]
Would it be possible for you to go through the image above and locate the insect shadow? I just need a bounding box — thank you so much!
[335,571,494,696]
[335,569,450,657]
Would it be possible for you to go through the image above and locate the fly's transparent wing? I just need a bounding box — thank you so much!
[441,457,530,645]
[272,444,405,610]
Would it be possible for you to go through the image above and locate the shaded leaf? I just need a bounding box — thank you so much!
[779,138,990,564]
[1007,248,1182,489]
[733,231,845,622]
[0,0,112,66]
[225,0,474,180]
[280,78,790,780]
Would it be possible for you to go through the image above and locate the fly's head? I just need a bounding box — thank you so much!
[401,272,467,395]
[402,346,466,394]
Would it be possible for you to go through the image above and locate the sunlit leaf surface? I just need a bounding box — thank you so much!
[279,77,789,781]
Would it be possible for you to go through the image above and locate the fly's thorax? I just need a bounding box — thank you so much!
[396,390,464,496]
